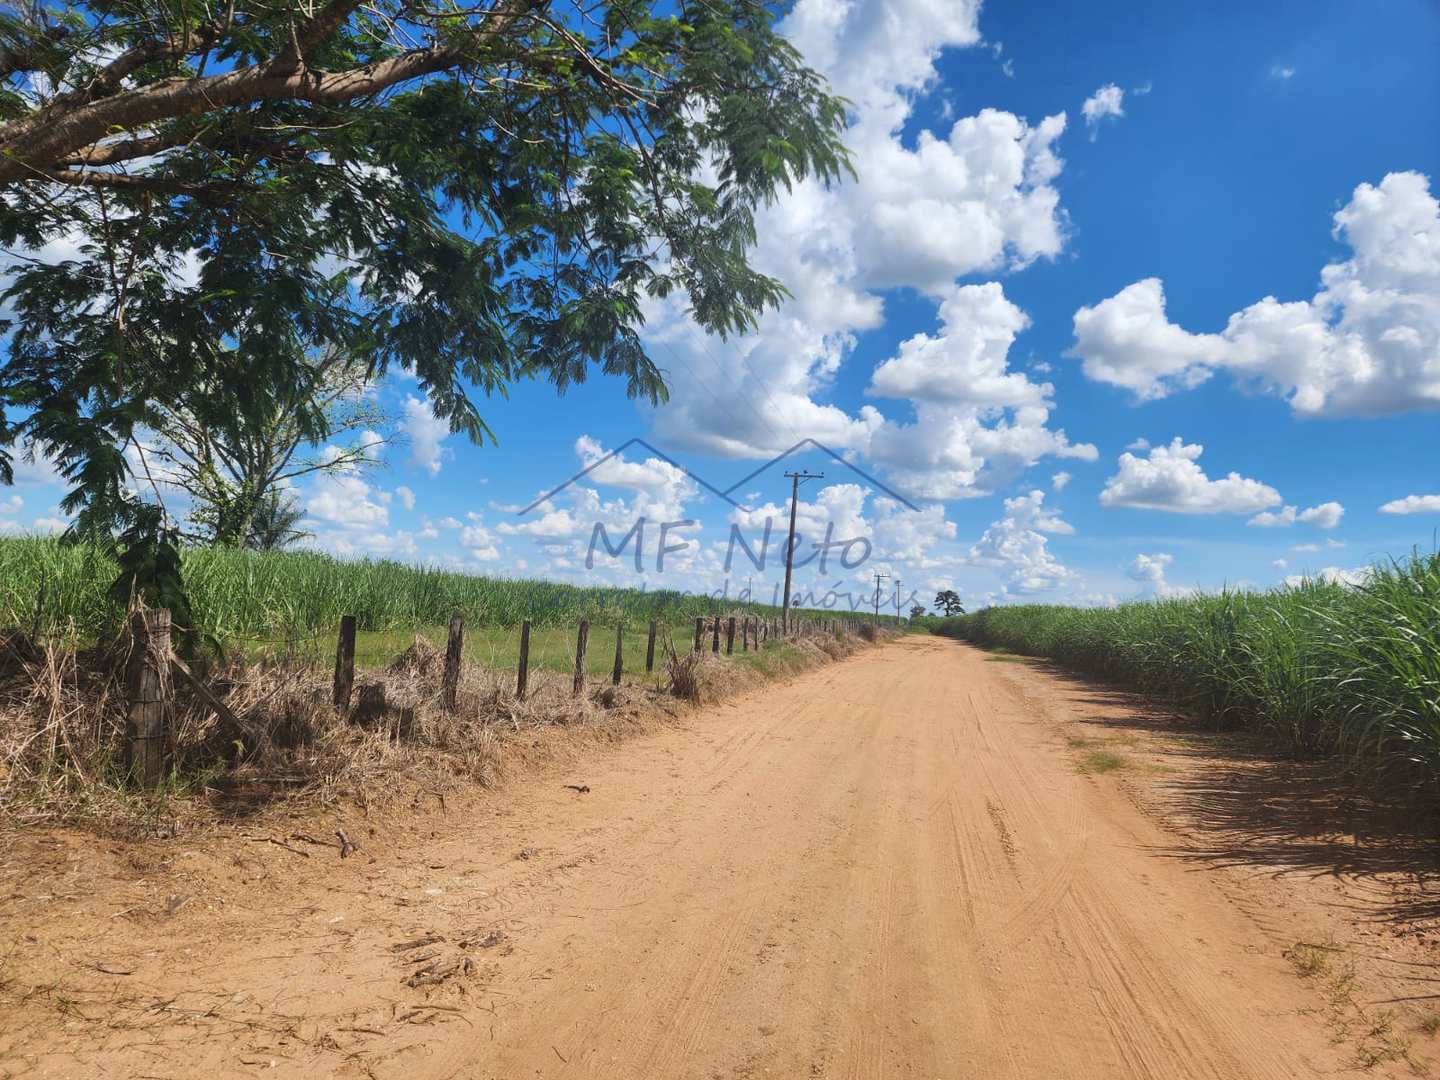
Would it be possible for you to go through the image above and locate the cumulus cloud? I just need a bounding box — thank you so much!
[459,516,501,561]
[1126,552,1192,598]
[1051,471,1071,491]
[1068,171,1440,417]
[1081,83,1125,139]
[1284,566,1372,588]
[865,283,1097,499]
[1300,502,1345,528]
[306,472,389,529]
[402,396,451,475]
[1380,494,1440,514]
[493,439,726,584]
[32,515,68,534]
[395,485,416,511]
[4,441,64,487]
[646,0,1080,499]
[1247,500,1344,528]
[1099,438,1282,514]
[968,489,1075,594]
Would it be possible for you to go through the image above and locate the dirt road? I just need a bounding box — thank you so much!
[3,636,1406,1078]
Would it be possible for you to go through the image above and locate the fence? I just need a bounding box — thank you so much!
[124,607,885,787]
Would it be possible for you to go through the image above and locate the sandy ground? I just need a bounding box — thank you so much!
[3,636,1439,1078]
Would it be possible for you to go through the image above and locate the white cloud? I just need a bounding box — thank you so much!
[1247,506,1297,528]
[3,441,64,487]
[1246,500,1344,528]
[459,519,501,561]
[573,436,696,523]
[1272,558,1288,570]
[1068,172,1440,418]
[1126,552,1192,598]
[869,283,1039,405]
[395,485,416,511]
[968,490,1075,594]
[306,472,389,528]
[1270,65,1296,80]
[1099,437,1282,514]
[497,505,584,539]
[645,0,1078,498]
[402,396,451,475]
[1081,83,1125,139]
[1284,566,1373,588]
[1299,501,1344,528]
[1051,471,1071,491]
[864,283,1097,499]
[1379,494,1440,514]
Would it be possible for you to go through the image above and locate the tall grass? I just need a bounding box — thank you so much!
[937,551,1440,798]
[0,536,787,643]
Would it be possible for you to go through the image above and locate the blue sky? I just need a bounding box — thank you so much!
[8,0,1439,613]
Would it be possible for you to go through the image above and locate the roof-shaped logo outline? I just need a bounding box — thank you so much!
[516,436,919,516]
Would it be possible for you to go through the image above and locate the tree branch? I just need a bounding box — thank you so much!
[36,168,229,196]
[0,0,545,183]
[0,23,74,80]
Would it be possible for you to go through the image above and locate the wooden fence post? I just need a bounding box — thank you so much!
[573,620,589,697]
[725,617,736,655]
[741,617,749,652]
[693,617,704,653]
[442,614,464,712]
[711,615,721,653]
[333,614,356,711]
[516,620,532,700]
[612,622,624,686]
[126,607,171,788]
[645,620,658,673]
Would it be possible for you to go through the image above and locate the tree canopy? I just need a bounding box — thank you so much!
[140,353,387,546]
[934,590,964,616]
[0,0,851,537]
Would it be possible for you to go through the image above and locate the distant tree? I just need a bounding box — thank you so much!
[909,603,926,620]
[136,355,385,548]
[934,590,965,616]
[246,491,312,551]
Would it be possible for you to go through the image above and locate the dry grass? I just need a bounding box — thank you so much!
[0,620,888,835]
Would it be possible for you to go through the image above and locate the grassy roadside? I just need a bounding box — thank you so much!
[0,617,887,835]
[929,550,1440,803]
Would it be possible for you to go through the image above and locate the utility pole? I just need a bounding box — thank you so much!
[872,570,889,625]
[893,578,902,624]
[782,470,824,633]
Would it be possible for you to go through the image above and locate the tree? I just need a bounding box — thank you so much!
[246,491,311,551]
[934,590,965,616]
[136,354,387,547]
[0,0,852,545]
[909,603,926,620]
